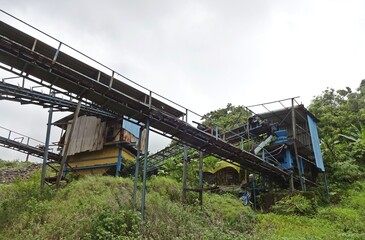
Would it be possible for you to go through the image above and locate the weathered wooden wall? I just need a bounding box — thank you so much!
[63,115,106,156]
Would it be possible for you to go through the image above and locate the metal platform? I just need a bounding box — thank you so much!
[0,81,118,119]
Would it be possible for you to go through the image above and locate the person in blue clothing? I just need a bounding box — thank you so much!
[240,190,251,205]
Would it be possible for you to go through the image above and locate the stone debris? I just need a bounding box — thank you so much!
[0,163,41,184]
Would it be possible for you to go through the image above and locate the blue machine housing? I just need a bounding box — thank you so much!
[223,102,327,195]
[273,130,288,144]
[270,130,293,170]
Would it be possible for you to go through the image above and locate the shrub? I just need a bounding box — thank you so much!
[148,176,181,201]
[143,192,247,239]
[84,208,141,239]
[0,169,53,228]
[331,160,363,183]
[318,207,365,235]
[254,213,339,240]
[345,181,365,212]
[271,194,317,216]
[204,193,256,232]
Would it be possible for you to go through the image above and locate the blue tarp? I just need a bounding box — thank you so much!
[122,119,140,138]
[307,115,325,171]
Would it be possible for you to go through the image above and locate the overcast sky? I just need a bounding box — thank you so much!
[1,1,365,162]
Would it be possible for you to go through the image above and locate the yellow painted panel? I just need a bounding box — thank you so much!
[68,147,118,162]
[204,161,240,174]
[67,146,135,169]
[76,168,109,176]
[69,159,115,168]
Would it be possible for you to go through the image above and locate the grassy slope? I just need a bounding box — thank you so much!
[0,167,364,239]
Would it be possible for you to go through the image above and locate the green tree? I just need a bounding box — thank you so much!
[201,103,251,132]
[308,82,365,185]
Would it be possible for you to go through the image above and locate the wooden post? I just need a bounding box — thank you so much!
[289,170,294,192]
[55,100,81,189]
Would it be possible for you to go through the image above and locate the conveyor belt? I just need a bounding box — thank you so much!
[0,136,60,160]
[0,21,289,180]
[0,81,117,119]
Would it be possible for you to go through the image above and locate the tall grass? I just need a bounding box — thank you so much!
[0,169,364,240]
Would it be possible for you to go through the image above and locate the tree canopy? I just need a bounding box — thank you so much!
[309,80,365,184]
[201,103,251,132]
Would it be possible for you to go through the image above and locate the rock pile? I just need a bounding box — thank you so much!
[0,163,41,184]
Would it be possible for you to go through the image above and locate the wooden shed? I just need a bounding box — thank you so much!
[54,114,144,176]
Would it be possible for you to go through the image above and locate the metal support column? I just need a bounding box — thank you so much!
[215,126,218,140]
[116,144,123,177]
[252,173,257,209]
[198,151,204,209]
[56,100,81,189]
[291,98,306,191]
[141,118,150,219]
[115,120,123,177]
[41,101,54,189]
[182,145,188,205]
[240,135,247,184]
[52,42,62,64]
[132,127,143,209]
[182,110,189,206]
[299,157,306,186]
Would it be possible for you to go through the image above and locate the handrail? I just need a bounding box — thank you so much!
[0,125,44,144]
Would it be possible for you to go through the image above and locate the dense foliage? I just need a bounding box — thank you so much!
[201,103,251,131]
[309,81,365,197]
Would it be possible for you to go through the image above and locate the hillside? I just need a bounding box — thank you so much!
[2,82,365,239]
[0,163,364,240]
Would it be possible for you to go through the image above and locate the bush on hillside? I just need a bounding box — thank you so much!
[318,207,365,235]
[0,169,54,229]
[85,208,141,239]
[271,194,317,216]
[148,176,181,201]
[331,160,363,184]
[204,193,256,233]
